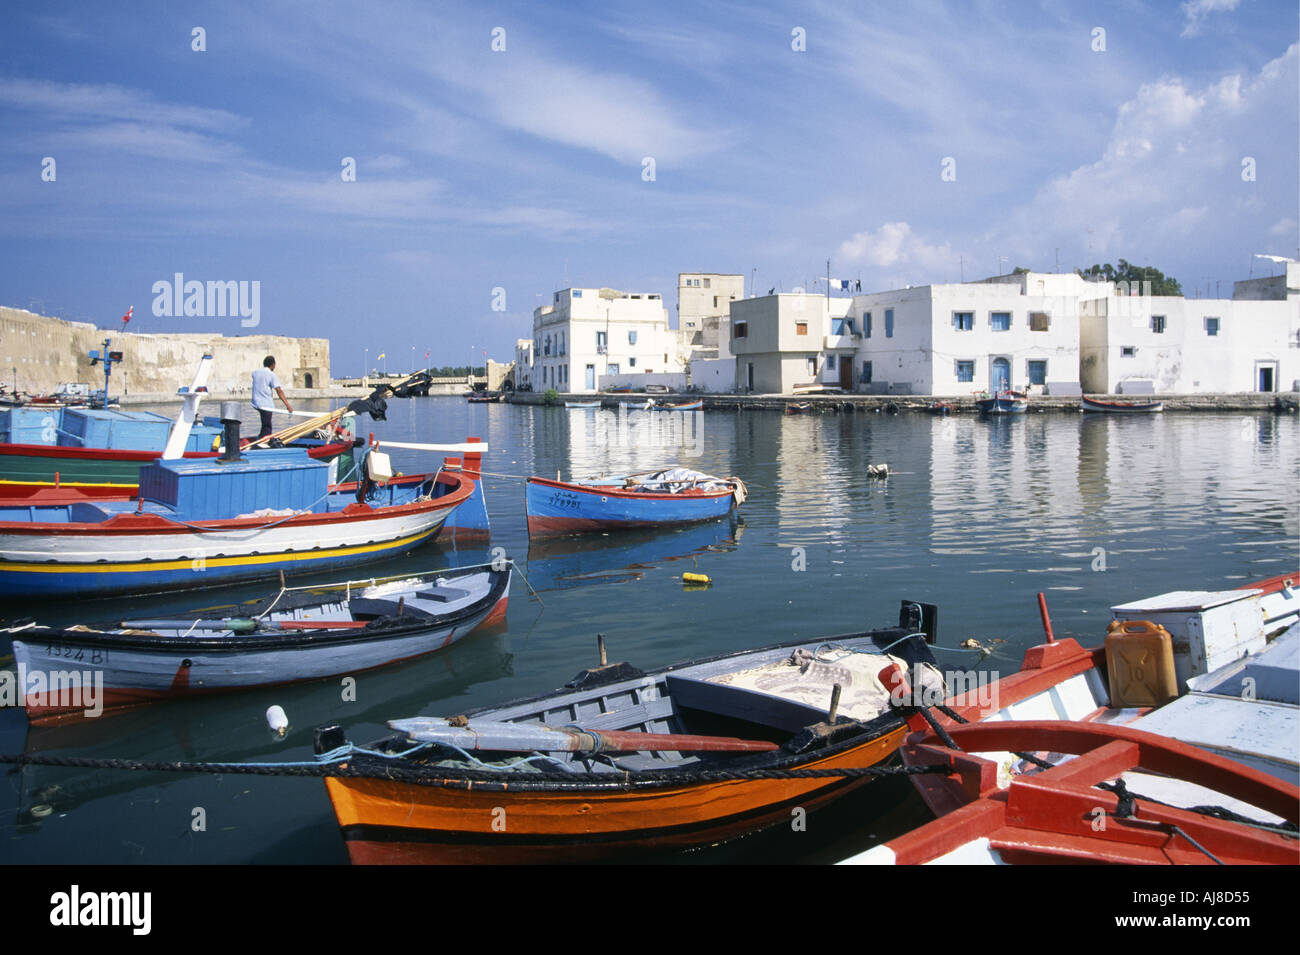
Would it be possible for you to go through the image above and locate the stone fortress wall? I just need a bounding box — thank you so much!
[0,307,330,398]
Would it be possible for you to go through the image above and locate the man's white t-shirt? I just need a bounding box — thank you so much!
[252,367,280,410]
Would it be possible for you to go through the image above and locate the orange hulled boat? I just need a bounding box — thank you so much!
[319,606,944,863]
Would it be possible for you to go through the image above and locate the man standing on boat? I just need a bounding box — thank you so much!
[252,355,293,439]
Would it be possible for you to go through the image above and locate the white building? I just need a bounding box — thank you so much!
[680,272,744,392]
[728,293,851,393]
[678,273,744,355]
[847,272,1085,396]
[532,288,678,393]
[1079,261,1300,394]
[513,338,534,390]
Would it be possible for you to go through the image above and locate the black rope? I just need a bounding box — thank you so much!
[0,752,951,791]
[934,702,1056,771]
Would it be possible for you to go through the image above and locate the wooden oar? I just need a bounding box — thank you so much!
[122,618,370,632]
[245,407,348,450]
[390,717,779,753]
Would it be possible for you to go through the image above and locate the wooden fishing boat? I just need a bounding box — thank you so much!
[466,392,502,403]
[928,402,955,416]
[975,391,1028,415]
[844,573,1300,865]
[785,402,813,415]
[525,468,746,539]
[620,399,703,412]
[7,564,511,721]
[1081,396,1164,413]
[0,437,355,493]
[564,400,602,409]
[0,444,485,599]
[320,609,943,863]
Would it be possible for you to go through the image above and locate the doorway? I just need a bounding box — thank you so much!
[1257,362,1276,393]
[990,357,1010,392]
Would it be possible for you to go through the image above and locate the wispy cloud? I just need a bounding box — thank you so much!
[1181,0,1242,38]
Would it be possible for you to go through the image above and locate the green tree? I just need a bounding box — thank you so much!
[1077,260,1182,296]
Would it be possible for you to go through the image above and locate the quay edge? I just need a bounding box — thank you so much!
[505,391,1298,414]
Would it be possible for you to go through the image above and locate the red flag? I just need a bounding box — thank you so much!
[425,351,430,359]
[121,305,133,325]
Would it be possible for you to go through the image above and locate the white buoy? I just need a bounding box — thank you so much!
[266,705,289,737]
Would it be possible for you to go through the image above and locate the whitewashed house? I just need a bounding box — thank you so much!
[1079,261,1300,394]
[532,288,678,393]
[513,338,534,390]
[680,272,745,392]
[848,272,1085,396]
[728,293,852,393]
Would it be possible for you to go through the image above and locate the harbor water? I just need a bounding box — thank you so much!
[1,398,1296,863]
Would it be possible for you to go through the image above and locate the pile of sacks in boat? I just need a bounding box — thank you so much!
[624,468,743,499]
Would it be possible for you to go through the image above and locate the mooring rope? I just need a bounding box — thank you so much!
[0,750,949,790]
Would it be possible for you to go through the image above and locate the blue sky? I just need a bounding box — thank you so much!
[1,0,1296,376]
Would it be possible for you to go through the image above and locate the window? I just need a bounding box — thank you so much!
[1205,317,1220,336]
[713,296,718,307]
[831,318,854,336]
[953,311,974,331]
[955,360,974,382]
[864,312,872,338]
[607,363,620,374]
[991,312,1011,331]
[559,332,565,356]
[807,358,817,376]
[826,354,837,370]
[629,357,636,367]
[1120,346,1137,357]
[554,292,560,303]
[703,278,711,288]
[561,365,567,383]
[733,321,748,339]
[628,330,637,345]
[795,321,808,336]
[861,361,873,383]
[1027,360,1047,385]
[885,309,894,338]
[1151,315,1166,334]
[573,289,583,298]
[1028,312,1051,332]
[596,330,606,353]
[544,335,551,356]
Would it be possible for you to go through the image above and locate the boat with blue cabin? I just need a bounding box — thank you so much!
[0,444,482,599]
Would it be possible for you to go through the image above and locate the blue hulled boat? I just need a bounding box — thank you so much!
[525,469,745,539]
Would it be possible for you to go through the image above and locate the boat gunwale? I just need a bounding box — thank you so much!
[0,471,471,535]
[526,475,736,502]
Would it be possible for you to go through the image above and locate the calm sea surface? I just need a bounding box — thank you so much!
[2,398,1297,863]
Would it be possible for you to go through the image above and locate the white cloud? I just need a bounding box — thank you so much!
[837,222,956,271]
[0,78,243,131]
[1181,0,1242,38]
[997,43,1297,267]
